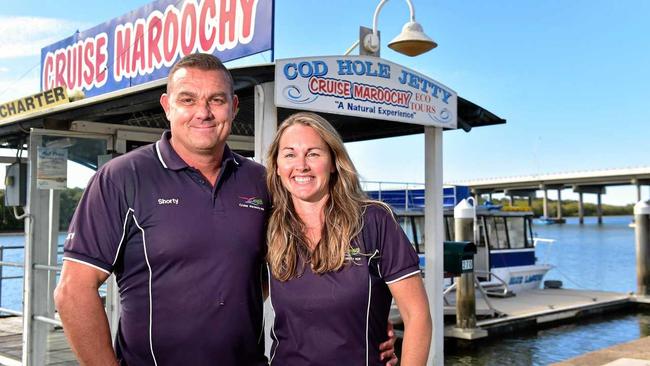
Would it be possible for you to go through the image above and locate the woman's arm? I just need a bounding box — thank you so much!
[388,275,432,366]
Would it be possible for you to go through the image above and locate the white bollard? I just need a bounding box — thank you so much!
[634,200,650,296]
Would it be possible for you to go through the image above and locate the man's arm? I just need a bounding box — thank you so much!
[54,260,118,366]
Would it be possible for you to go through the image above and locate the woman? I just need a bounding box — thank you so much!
[266,112,432,365]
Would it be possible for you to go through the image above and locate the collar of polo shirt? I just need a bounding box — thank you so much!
[155,131,240,171]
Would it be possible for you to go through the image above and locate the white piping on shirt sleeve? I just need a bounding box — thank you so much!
[385,269,421,284]
[62,257,111,275]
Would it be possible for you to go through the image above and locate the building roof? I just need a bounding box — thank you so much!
[0,63,505,155]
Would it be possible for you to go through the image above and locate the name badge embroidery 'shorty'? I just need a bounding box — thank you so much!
[158,198,179,205]
[238,196,265,211]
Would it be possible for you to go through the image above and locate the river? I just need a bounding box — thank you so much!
[445,215,650,365]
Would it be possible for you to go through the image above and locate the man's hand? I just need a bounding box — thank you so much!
[379,321,398,366]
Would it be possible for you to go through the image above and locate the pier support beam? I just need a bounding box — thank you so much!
[556,189,563,220]
[542,187,549,218]
[573,185,607,225]
[578,192,584,224]
[503,189,537,209]
[631,179,650,202]
[634,201,650,296]
[597,193,603,224]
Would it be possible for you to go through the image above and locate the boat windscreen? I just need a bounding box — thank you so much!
[486,217,508,249]
[507,217,527,249]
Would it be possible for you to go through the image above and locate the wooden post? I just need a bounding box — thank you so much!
[635,201,650,296]
[454,202,475,329]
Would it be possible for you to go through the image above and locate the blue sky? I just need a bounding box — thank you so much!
[1,0,648,205]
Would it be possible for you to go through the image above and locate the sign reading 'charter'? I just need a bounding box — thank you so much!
[275,56,457,128]
[40,0,274,98]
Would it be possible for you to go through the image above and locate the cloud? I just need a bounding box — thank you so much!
[0,16,91,59]
[0,67,9,73]
[0,74,40,103]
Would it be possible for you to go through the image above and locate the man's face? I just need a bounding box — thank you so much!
[160,67,239,158]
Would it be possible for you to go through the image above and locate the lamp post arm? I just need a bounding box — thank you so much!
[371,0,390,38]
[372,0,417,37]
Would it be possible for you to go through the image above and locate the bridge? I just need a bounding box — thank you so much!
[452,166,650,224]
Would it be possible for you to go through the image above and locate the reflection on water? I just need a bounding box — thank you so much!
[445,310,650,365]
[445,215,649,365]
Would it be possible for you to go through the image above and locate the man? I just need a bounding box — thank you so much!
[55,53,396,365]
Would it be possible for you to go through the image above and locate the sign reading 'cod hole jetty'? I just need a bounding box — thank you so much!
[40,0,273,98]
[275,56,457,128]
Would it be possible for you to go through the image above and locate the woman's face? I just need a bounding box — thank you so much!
[276,124,335,206]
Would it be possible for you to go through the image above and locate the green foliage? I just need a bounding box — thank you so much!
[0,188,85,232]
[59,187,84,229]
[487,197,633,217]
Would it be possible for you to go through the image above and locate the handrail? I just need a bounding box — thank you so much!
[443,271,509,318]
[0,244,65,313]
[473,270,511,297]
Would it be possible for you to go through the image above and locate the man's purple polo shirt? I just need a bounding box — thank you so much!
[63,131,269,365]
[268,204,420,366]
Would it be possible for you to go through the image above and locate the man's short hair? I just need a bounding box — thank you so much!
[167,53,234,95]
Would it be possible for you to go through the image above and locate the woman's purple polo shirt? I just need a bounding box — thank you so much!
[268,204,421,366]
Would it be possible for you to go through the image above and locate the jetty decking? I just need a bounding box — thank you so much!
[0,316,76,366]
[443,288,633,340]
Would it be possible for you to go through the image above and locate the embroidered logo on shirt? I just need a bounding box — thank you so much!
[238,196,265,211]
[158,198,179,205]
[344,247,363,263]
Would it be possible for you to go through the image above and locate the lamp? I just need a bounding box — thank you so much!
[362,0,436,57]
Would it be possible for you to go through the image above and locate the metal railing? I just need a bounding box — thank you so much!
[361,180,425,211]
[0,244,27,316]
[0,244,65,317]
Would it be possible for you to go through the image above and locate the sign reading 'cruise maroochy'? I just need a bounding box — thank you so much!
[275,56,457,128]
[41,0,273,97]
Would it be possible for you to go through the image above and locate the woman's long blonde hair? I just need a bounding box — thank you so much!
[266,112,373,281]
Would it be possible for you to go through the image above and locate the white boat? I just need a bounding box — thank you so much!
[366,186,553,294]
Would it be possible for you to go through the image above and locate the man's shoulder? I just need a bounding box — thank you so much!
[97,143,158,179]
[232,153,266,176]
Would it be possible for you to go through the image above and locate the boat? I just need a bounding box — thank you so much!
[537,216,566,225]
[365,185,553,294]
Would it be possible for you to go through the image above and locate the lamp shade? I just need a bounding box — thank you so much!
[388,21,437,56]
